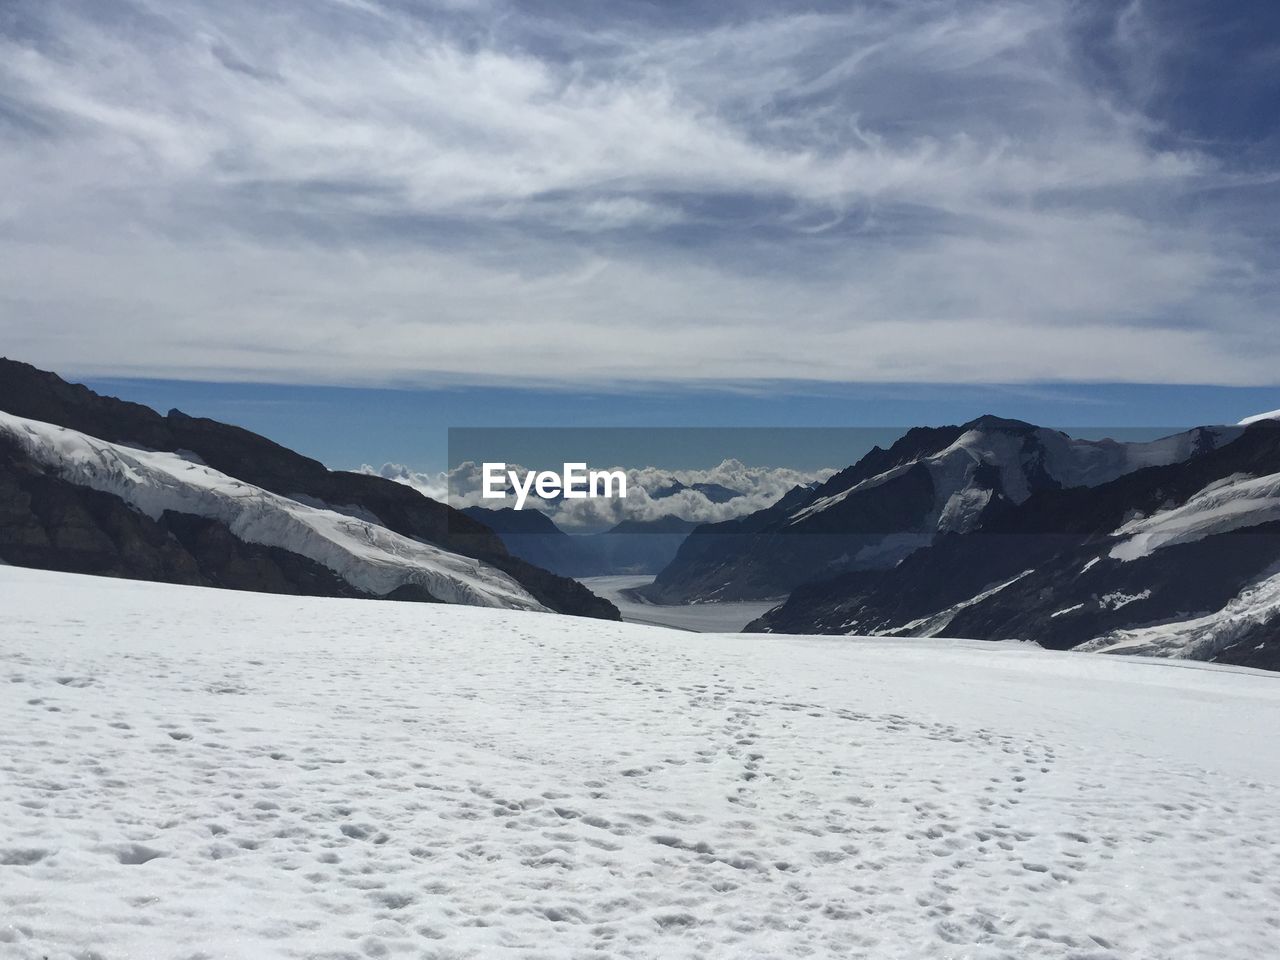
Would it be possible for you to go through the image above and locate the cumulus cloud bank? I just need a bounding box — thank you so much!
[361,460,835,531]
[1,0,1277,385]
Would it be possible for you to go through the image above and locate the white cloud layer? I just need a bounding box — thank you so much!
[361,460,835,530]
[1,0,1276,385]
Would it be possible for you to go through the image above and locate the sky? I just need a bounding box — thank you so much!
[83,375,1280,473]
[3,0,1279,471]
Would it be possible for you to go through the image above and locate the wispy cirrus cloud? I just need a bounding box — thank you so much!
[1,0,1276,386]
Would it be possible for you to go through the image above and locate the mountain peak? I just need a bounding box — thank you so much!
[959,414,1038,434]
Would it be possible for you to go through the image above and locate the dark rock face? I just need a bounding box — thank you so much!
[1211,620,1280,671]
[0,358,617,619]
[647,417,1238,605]
[0,438,202,585]
[164,513,383,598]
[0,361,178,452]
[463,507,696,578]
[646,434,966,603]
[462,507,599,577]
[381,583,443,603]
[0,435,378,598]
[943,527,1280,652]
[747,421,1280,670]
[587,516,698,576]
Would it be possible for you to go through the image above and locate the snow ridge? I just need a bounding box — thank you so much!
[1239,408,1280,425]
[1080,567,1280,661]
[791,423,1236,532]
[1110,471,1280,562]
[0,411,544,610]
[882,569,1036,638]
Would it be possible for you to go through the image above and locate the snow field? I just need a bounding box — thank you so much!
[2,566,1279,959]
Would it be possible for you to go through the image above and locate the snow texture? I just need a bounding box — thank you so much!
[3,566,1279,959]
[1109,470,1280,562]
[881,570,1035,638]
[1080,568,1280,661]
[1238,409,1280,425]
[0,412,544,610]
[790,425,1233,530]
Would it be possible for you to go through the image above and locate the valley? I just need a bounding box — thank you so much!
[579,575,781,632]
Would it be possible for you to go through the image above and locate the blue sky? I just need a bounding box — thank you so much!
[3,0,1279,467]
[85,376,1280,471]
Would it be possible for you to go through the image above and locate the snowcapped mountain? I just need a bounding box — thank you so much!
[1240,408,1280,425]
[0,359,617,618]
[1,411,544,609]
[649,477,743,503]
[790,416,1232,529]
[748,419,1280,670]
[648,416,1236,604]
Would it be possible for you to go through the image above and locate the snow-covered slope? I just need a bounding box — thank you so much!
[1110,470,1280,561]
[0,411,544,610]
[1078,567,1280,661]
[749,418,1280,665]
[792,421,1235,529]
[652,419,1238,604]
[3,566,1279,959]
[1239,408,1280,425]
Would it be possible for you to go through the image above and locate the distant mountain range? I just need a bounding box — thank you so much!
[649,478,743,503]
[641,414,1279,669]
[0,359,618,620]
[6,357,1277,671]
[463,506,695,577]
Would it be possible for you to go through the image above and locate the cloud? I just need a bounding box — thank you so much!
[1,0,1276,386]
[364,462,450,502]
[360,459,836,530]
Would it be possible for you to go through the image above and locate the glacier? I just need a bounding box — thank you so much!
[0,411,545,611]
[2,566,1279,959]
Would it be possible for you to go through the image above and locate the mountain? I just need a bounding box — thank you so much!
[0,359,617,618]
[747,419,1280,670]
[461,506,599,577]
[1,411,546,608]
[463,506,696,577]
[647,416,1237,604]
[584,515,698,574]
[650,477,743,503]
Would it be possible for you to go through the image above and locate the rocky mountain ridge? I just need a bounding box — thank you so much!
[647,416,1237,603]
[0,359,617,619]
[744,418,1280,670]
